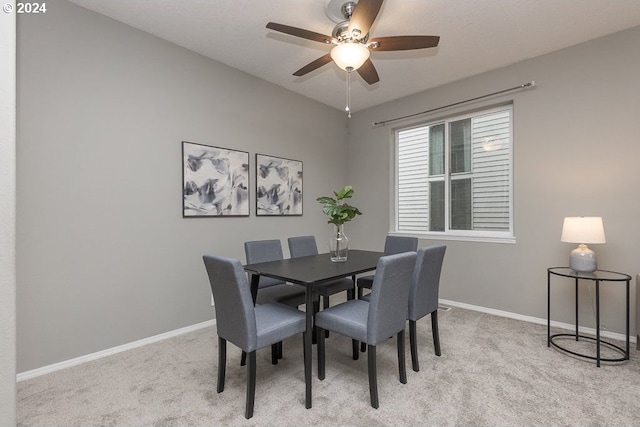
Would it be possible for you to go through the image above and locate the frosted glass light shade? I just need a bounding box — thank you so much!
[561,217,606,272]
[330,42,370,71]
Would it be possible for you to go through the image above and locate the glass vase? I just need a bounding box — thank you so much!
[330,224,349,262]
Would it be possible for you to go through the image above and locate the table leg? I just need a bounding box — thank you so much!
[595,280,600,367]
[250,274,260,305]
[304,287,312,409]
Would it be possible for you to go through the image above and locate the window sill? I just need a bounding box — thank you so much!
[389,231,516,244]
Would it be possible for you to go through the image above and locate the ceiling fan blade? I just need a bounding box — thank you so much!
[293,53,334,76]
[266,22,334,44]
[347,0,384,40]
[357,58,380,85]
[368,35,440,51]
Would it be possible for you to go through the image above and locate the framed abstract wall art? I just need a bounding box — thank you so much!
[182,141,249,217]
[255,154,303,216]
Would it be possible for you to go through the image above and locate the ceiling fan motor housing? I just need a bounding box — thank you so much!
[332,20,369,43]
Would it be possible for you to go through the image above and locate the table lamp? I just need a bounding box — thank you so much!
[560,216,606,272]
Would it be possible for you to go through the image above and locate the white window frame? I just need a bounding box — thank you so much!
[392,104,515,243]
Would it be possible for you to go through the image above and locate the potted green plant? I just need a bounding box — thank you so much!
[316,185,363,262]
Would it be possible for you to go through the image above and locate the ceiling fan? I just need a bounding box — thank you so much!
[265,0,440,85]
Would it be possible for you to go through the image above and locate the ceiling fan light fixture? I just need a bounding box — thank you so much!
[330,42,370,71]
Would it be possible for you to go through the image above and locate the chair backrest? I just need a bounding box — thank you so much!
[244,239,285,289]
[384,235,418,255]
[202,254,256,351]
[288,236,318,258]
[408,245,447,321]
[366,251,417,345]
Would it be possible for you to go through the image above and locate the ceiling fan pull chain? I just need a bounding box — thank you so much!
[345,67,352,118]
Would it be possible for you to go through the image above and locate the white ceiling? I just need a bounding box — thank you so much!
[67,0,640,113]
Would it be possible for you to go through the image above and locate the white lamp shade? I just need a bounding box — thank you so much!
[330,42,370,71]
[560,217,606,244]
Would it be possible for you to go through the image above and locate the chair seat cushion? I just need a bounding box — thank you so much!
[315,277,353,297]
[254,303,306,350]
[256,283,306,307]
[356,275,374,289]
[314,299,369,343]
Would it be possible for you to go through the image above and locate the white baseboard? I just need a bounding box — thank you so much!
[439,299,637,345]
[16,299,636,382]
[16,319,216,382]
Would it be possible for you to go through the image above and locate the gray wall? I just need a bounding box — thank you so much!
[347,26,640,335]
[1,3,17,425]
[17,0,640,375]
[17,0,348,372]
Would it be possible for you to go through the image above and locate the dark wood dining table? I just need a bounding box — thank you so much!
[243,249,385,409]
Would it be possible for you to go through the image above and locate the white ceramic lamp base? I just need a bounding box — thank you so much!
[569,243,597,272]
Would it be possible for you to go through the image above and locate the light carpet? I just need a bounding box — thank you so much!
[17,307,640,426]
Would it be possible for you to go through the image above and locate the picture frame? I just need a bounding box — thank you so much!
[255,154,303,216]
[182,141,249,217]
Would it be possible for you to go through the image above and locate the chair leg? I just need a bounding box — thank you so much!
[367,345,379,409]
[317,327,326,380]
[217,337,226,393]
[352,339,359,360]
[271,343,278,365]
[245,351,256,419]
[409,319,419,372]
[240,351,246,366]
[431,310,441,356]
[347,288,355,300]
[277,341,283,359]
[397,330,407,384]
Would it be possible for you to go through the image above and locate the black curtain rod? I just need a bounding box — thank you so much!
[372,81,536,127]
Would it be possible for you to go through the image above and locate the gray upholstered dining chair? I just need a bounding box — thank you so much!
[408,245,446,372]
[360,245,447,369]
[202,254,307,419]
[356,235,418,299]
[315,251,417,409]
[356,235,418,352]
[244,239,306,307]
[287,235,355,309]
[244,239,307,364]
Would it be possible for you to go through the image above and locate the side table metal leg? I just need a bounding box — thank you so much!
[574,278,579,341]
[626,280,630,360]
[547,270,551,347]
[596,280,600,367]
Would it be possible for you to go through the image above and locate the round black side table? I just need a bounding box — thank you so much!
[547,267,631,367]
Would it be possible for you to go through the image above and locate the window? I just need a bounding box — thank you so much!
[395,105,513,241]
